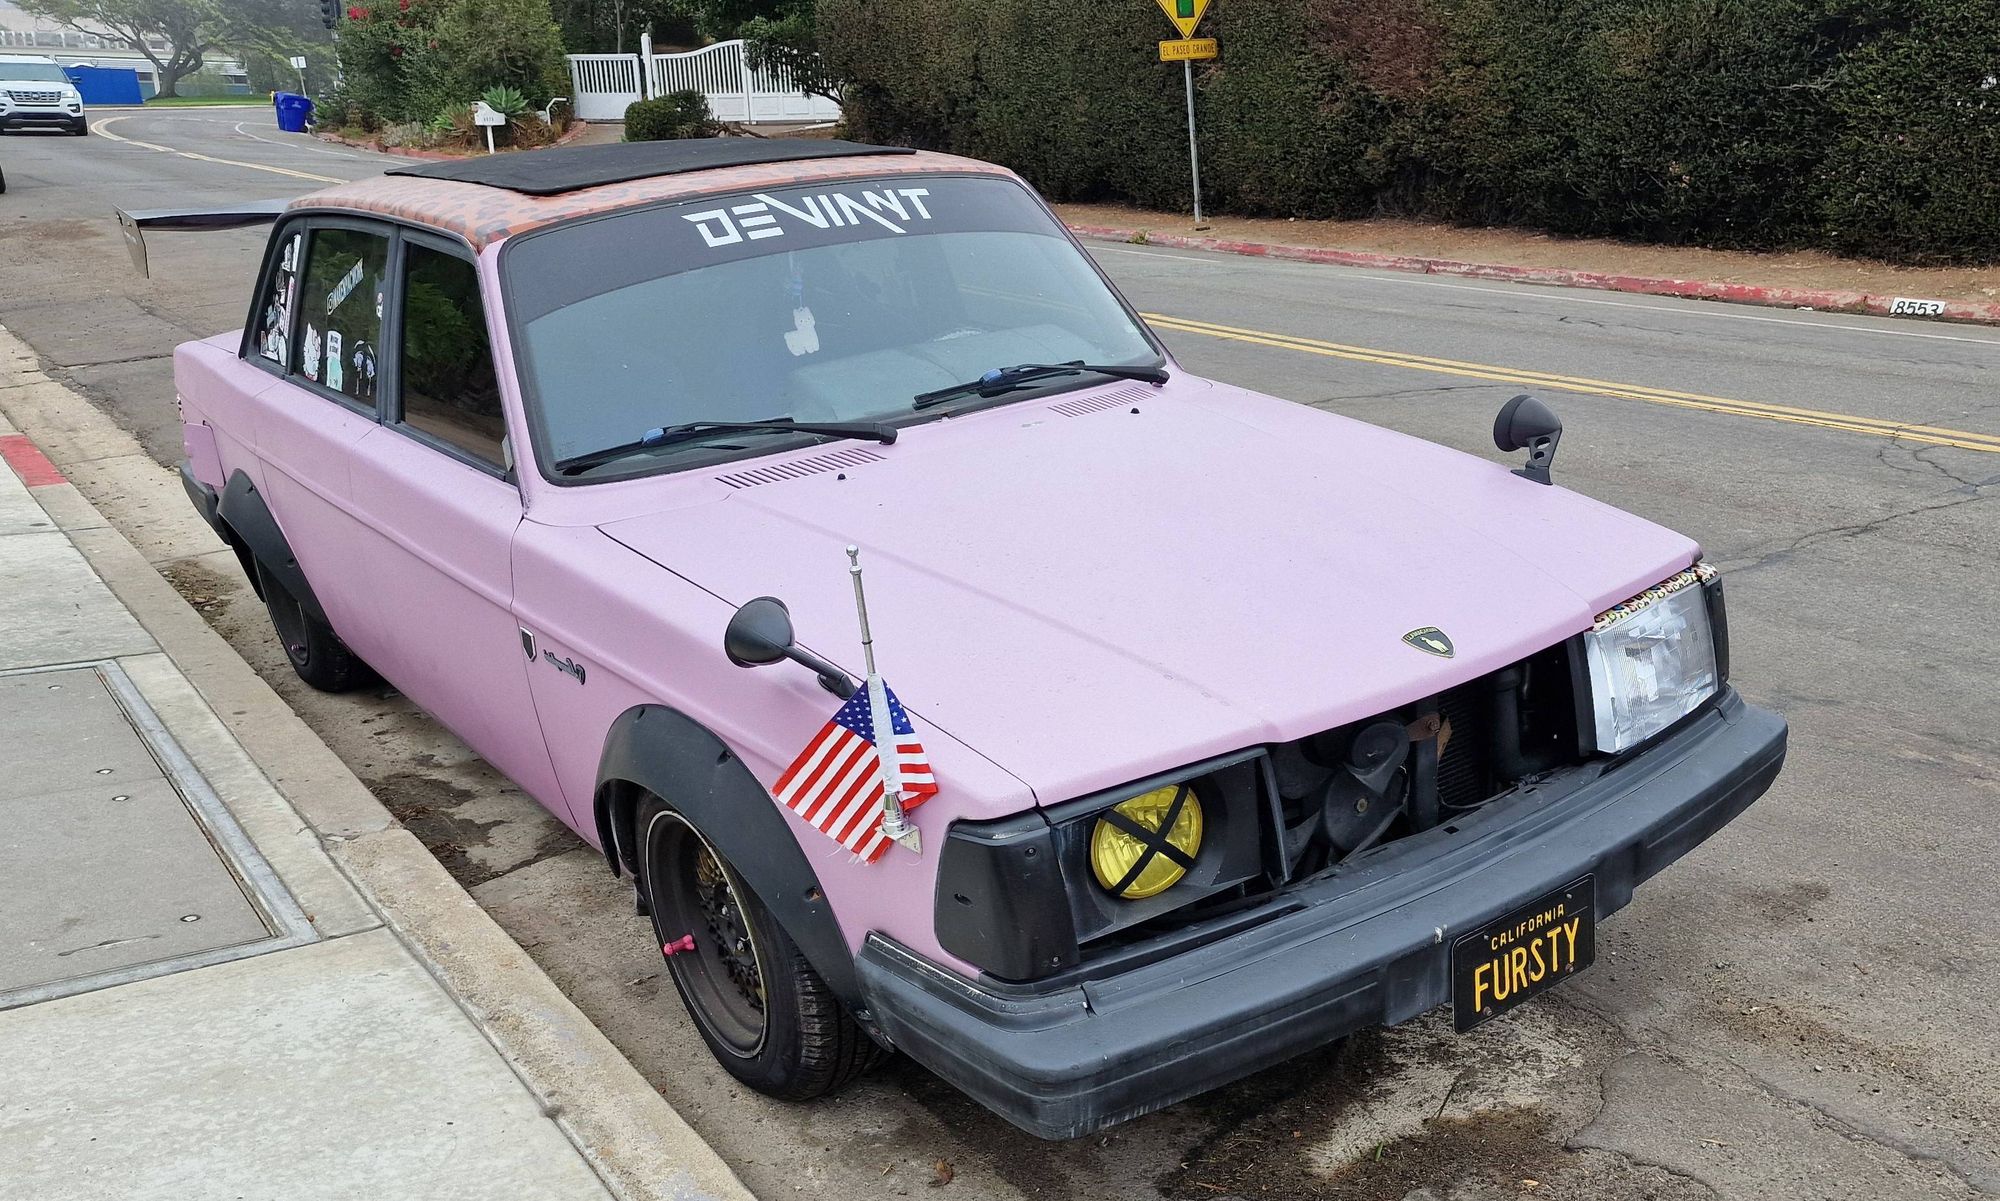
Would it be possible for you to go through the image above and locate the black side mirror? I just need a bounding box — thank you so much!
[724,597,857,698]
[1493,393,1562,486]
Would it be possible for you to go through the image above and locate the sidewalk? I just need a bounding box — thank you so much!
[0,331,750,1200]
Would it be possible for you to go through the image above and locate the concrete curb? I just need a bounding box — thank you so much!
[0,329,754,1201]
[1064,222,2000,327]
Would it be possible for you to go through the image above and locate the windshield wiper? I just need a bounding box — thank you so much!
[554,419,896,476]
[913,361,1169,410]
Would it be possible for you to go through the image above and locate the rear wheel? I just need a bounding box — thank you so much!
[636,796,882,1100]
[254,560,375,692]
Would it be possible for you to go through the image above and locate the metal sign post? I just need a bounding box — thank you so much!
[1182,58,1204,228]
[1154,1,1216,230]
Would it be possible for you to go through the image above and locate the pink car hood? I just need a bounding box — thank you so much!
[598,378,1698,808]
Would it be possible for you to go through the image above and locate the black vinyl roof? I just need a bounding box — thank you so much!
[383,138,917,196]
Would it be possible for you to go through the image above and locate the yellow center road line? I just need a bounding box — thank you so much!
[1145,312,2000,455]
[93,116,345,185]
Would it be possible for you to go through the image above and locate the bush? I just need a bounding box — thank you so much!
[337,0,566,126]
[822,0,2000,263]
[625,90,720,140]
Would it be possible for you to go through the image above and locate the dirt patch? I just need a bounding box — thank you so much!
[159,558,231,618]
[370,770,582,888]
[0,217,101,243]
[1730,880,1832,927]
[1057,202,2000,306]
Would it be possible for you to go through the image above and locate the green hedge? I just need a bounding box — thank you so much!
[624,90,721,140]
[335,0,567,127]
[820,0,2000,264]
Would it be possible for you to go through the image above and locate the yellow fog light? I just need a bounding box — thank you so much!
[1090,783,1203,900]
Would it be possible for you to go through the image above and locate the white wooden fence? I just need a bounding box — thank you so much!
[565,39,841,125]
[565,53,642,122]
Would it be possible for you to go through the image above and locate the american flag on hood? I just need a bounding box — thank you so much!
[772,682,937,862]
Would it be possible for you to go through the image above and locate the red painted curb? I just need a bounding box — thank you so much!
[1065,223,2000,328]
[0,433,66,488]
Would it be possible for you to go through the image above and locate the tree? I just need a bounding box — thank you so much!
[18,0,230,97]
[742,9,840,104]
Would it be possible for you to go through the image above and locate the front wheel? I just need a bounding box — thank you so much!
[254,560,376,692]
[636,797,882,1100]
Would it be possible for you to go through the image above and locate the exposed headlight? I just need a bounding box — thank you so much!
[1089,782,1203,899]
[1585,564,1720,753]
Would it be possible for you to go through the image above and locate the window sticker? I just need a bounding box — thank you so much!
[325,330,344,393]
[259,234,300,364]
[327,262,365,315]
[352,340,377,401]
[683,187,935,250]
[302,324,322,382]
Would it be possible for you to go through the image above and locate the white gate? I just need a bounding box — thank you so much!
[565,53,642,122]
[647,40,841,125]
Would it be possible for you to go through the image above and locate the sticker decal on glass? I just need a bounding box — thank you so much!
[327,262,365,315]
[260,234,300,364]
[325,329,344,393]
[302,324,322,382]
[352,340,377,401]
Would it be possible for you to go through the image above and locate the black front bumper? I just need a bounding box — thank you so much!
[858,689,1786,1139]
[0,113,84,132]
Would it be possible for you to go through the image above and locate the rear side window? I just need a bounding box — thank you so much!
[294,227,389,406]
[397,243,505,467]
[253,231,302,365]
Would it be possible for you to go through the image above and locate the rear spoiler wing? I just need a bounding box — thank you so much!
[114,199,292,278]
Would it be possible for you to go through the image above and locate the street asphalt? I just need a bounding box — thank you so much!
[1,109,1994,1200]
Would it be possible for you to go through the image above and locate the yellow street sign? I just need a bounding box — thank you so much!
[1159,37,1218,62]
[1153,0,1211,40]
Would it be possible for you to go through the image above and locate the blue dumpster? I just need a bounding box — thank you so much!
[274,92,313,133]
[65,65,143,106]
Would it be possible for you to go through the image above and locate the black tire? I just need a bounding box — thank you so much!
[74,122,89,137]
[636,796,882,1100]
[254,560,376,692]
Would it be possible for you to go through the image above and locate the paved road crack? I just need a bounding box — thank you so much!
[1720,488,1988,576]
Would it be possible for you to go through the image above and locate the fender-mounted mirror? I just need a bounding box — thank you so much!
[724,597,857,698]
[1493,393,1562,486]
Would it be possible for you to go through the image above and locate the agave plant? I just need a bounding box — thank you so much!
[480,85,527,118]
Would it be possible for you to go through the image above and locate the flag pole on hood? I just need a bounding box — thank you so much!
[848,545,920,854]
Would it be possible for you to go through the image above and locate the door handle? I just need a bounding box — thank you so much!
[519,627,536,661]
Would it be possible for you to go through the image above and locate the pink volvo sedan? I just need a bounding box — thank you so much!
[128,139,1786,1138]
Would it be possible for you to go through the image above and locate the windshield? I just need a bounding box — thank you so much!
[505,175,1160,475]
[2,62,71,82]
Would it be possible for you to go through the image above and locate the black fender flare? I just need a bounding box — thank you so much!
[595,705,862,1008]
[216,468,328,625]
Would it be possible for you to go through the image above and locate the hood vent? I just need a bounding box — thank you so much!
[714,446,885,489]
[1051,384,1154,418]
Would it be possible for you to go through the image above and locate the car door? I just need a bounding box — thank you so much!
[336,227,568,813]
[241,219,389,659]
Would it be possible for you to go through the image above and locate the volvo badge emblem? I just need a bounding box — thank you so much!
[1403,627,1455,658]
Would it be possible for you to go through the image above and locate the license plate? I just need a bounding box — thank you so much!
[1452,876,1595,1033]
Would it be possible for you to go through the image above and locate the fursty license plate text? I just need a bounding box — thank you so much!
[1452,876,1596,1032]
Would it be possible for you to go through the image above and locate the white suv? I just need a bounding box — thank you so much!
[0,54,87,135]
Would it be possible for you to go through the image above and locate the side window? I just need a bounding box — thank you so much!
[253,230,302,366]
[397,243,505,468]
[293,227,389,407]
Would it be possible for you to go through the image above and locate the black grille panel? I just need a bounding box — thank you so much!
[1436,685,1492,810]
